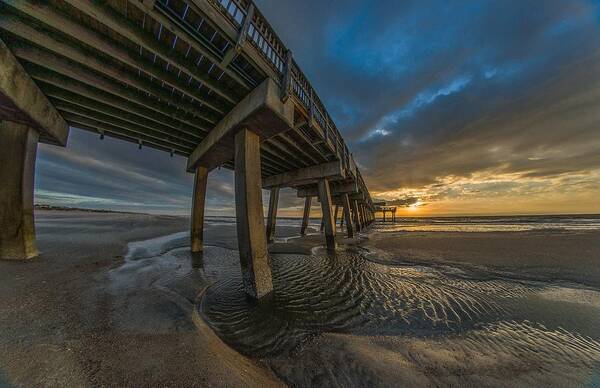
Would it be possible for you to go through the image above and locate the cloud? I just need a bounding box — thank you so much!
[256,0,600,214]
[33,1,600,216]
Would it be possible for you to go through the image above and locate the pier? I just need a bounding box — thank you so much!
[374,202,397,222]
[0,0,373,299]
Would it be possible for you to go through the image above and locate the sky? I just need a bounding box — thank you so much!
[35,0,600,217]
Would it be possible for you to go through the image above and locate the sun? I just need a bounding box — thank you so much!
[407,201,422,211]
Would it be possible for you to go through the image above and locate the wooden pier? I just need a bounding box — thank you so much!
[0,0,373,299]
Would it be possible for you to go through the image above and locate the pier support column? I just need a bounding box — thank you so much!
[266,186,279,243]
[234,129,273,299]
[300,196,312,236]
[334,205,339,231]
[191,166,208,252]
[317,179,336,251]
[352,200,362,232]
[360,205,366,228]
[0,122,39,260]
[341,193,354,238]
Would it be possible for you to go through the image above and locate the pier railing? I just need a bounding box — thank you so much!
[208,0,359,183]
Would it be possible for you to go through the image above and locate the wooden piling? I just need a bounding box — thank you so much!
[318,179,336,251]
[191,165,208,252]
[341,193,354,238]
[266,186,279,243]
[0,122,39,260]
[234,129,273,299]
[300,196,312,236]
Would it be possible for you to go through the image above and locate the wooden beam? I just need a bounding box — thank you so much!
[61,113,193,155]
[45,0,240,105]
[187,78,294,172]
[296,180,358,197]
[234,129,273,299]
[191,166,208,252]
[1,21,218,122]
[14,46,215,127]
[341,193,354,238]
[0,37,68,145]
[48,94,200,145]
[29,68,208,136]
[352,199,362,231]
[133,0,253,89]
[263,161,344,189]
[265,186,279,243]
[55,105,196,150]
[300,196,312,236]
[318,179,336,251]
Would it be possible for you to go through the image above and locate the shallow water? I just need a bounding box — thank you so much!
[118,227,600,386]
[372,214,600,232]
[199,245,600,385]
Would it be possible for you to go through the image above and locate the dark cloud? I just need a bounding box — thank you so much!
[257,0,600,201]
[34,1,600,215]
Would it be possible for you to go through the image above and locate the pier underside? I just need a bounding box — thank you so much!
[0,0,374,299]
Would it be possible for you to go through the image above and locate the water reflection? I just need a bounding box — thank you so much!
[200,246,600,367]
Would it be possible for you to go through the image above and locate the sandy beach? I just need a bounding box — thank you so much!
[1,211,599,387]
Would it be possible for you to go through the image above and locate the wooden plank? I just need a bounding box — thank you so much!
[15,46,215,128]
[47,92,201,144]
[54,0,240,105]
[1,21,217,121]
[262,161,344,189]
[31,70,207,137]
[133,0,253,89]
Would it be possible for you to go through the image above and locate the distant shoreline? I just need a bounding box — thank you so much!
[34,204,600,220]
[34,204,143,215]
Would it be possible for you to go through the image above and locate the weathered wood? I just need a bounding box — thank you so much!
[234,129,273,299]
[334,205,340,229]
[266,186,279,243]
[300,196,312,236]
[0,38,68,145]
[54,0,239,105]
[15,46,215,128]
[32,72,207,137]
[131,0,252,89]
[191,166,209,252]
[183,0,280,81]
[187,78,294,172]
[263,161,344,189]
[352,199,362,231]
[296,180,358,197]
[318,179,336,251]
[341,193,354,238]
[2,21,216,122]
[0,122,39,259]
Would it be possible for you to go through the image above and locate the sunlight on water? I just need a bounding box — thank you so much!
[199,245,600,385]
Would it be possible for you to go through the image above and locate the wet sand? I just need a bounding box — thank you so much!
[0,210,283,387]
[1,211,599,387]
[363,228,600,287]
